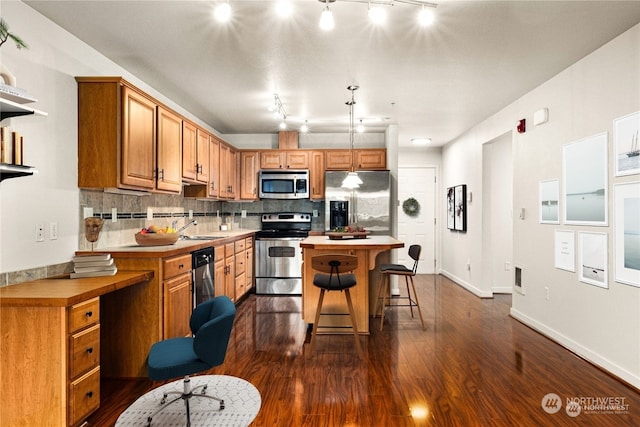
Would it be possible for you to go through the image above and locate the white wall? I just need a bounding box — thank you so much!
[0,1,218,274]
[441,23,640,388]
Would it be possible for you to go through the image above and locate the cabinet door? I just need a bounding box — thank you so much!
[240,151,259,200]
[121,86,156,189]
[325,150,353,170]
[214,258,226,299]
[196,128,211,184]
[156,106,183,193]
[245,246,253,291]
[355,149,386,170]
[260,151,282,169]
[209,137,220,198]
[310,151,324,199]
[163,272,192,339]
[182,120,197,181]
[285,151,309,169]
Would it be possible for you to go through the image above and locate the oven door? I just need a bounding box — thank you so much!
[255,237,303,294]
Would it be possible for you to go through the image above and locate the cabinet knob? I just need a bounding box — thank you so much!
[179,263,184,269]
[86,347,94,354]
[85,311,93,318]
[86,391,94,398]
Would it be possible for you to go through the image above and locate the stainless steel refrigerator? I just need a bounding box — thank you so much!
[324,171,391,235]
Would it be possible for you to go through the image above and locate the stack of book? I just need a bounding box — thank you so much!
[70,253,117,278]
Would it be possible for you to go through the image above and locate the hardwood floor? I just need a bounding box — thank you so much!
[88,274,640,426]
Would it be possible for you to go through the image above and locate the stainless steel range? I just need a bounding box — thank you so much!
[255,212,311,295]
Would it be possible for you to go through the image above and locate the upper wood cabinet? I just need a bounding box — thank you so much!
[76,77,182,193]
[324,149,386,171]
[354,149,386,170]
[310,151,325,200]
[156,106,183,193]
[182,120,198,181]
[195,128,211,184]
[240,151,259,200]
[219,141,237,199]
[260,150,310,169]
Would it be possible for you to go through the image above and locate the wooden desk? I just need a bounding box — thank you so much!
[0,270,153,426]
[300,235,404,334]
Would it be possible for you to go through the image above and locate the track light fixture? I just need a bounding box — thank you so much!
[213,1,437,29]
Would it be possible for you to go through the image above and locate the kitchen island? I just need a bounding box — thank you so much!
[300,235,404,334]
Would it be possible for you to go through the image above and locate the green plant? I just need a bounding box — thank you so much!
[0,18,28,50]
[402,197,420,216]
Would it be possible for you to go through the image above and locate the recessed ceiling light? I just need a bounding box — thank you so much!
[276,0,293,17]
[411,137,431,145]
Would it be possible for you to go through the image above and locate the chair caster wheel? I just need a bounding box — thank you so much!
[146,416,152,426]
[220,400,225,410]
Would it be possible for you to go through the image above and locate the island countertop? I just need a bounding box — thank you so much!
[301,234,404,250]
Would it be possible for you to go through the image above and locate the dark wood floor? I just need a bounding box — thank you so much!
[88,275,640,426]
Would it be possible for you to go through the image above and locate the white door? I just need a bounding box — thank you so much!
[397,167,437,274]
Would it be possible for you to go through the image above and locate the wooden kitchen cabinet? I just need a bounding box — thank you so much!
[76,77,182,193]
[324,150,353,170]
[354,149,386,170]
[182,120,198,181]
[225,242,236,301]
[196,128,211,184]
[245,237,254,292]
[240,151,259,200]
[162,254,192,339]
[219,142,237,199]
[260,150,310,169]
[324,149,387,170]
[184,134,219,199]
[156,106,183,193]
[310,150,325,199]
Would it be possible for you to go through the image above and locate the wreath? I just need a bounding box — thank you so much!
[402,197,420,216]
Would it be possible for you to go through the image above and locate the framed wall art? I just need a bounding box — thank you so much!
[579,231,608,289]
[614,181,640,287]
[446,186,455,230]
[562,132,608,226]
[539,179,560,224]
[554,229,575,272]
[454,184,467,232]
[614,111,640,176]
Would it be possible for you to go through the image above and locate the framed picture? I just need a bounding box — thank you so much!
[563,132,608,226]
[446,187,455,230]
[554,229,575,272]
[539,179,560,224]
[614,181,640,287]
[454,184,467,232]
[614,111,640,176]
[579,231,608,289]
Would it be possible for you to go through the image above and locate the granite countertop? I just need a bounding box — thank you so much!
[76,229,258,258]
[300,235,404,250]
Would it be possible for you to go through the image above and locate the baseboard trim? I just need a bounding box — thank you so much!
[440,270,493,298]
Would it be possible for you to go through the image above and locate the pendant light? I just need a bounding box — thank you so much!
[342,85,363,189]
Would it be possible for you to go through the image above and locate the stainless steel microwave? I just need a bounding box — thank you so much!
[258,170,310,199]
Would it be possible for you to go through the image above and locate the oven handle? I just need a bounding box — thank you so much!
[255,237,305,241]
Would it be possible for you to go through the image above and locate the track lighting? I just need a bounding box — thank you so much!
[300,120,309,133]
[342,85,364,189]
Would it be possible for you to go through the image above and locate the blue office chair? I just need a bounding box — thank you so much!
[146,295,236,427]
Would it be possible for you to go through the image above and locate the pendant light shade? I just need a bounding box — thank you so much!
[342,171,363,189]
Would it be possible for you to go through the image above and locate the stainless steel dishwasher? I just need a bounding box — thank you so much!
[192,247,214,308]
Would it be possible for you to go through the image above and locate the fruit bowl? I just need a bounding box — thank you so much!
[135,232,179,246]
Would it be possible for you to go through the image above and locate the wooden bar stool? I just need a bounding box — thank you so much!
[308,254,363,357]
[376,245,426,331]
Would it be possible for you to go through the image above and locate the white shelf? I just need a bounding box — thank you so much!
[0,97,47,121]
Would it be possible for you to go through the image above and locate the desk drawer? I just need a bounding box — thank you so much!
[70,323,100,378]
[69,298,100,333]
[163,254,191,280]
[235,238,246,253]
[69,366,100,426]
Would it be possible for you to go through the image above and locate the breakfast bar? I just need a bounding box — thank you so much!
[300,235,404,334]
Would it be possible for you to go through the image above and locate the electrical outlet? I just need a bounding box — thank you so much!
[505,262,511,271]
[35,224,45,242]
[189,210,194,219]
[241,210,247,218]
[147,207,153,220]
[112,207,118,223]
[216,210,220,217]
[83,207,93,219]
[466,260,471,271]
[545,287,550,301]
[313,209,319,217]
[49,222,58,240]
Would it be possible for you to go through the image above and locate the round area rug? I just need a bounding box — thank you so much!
[116,375,261,427]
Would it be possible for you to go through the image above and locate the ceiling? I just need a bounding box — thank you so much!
[24,1,640,147]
